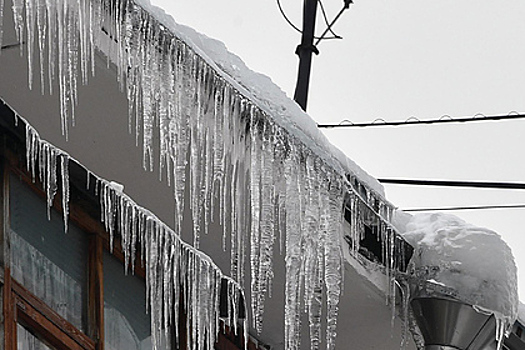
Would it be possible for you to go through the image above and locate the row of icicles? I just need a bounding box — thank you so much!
[3,0,406,346]
[25,122,247,350]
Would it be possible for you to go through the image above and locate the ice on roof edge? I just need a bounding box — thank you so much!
[131,0,385,197]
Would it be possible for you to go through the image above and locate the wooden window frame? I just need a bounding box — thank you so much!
[0,140,265,350]
[12,278,95,350]
[2,155,104,350]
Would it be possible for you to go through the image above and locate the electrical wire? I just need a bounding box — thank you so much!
[402,203,525,212]
[314,1,351,45]
[317,112,525,128]
[381,179,525,211]
[317,0,340,39]
[378,178,525,190]
[276,0,340,41]
[276,0,302,34]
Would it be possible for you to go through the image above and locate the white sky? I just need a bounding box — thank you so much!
[152,0,525,302]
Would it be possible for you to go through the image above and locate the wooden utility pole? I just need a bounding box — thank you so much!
[293,0,319,111]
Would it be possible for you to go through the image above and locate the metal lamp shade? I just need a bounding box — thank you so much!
[411,297,496,350]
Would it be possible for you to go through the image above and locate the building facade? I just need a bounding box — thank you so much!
[0,0,522,349]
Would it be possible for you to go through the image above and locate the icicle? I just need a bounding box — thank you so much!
[158,45,170,185]
[60,153,69,232]
[23,123,69,232]
[303,154,322,350]
[325,176,343,350]
[161,232,172,346]
[42,142,58,219]
[56,0,67,138]
[173,49,189,235]
[25,124,37,180]
[212,81,225,231]
[45,0,56,95]
[273,129,286,257]
[407,307,425,350]
[77,0,87,85]
[389,228,397,327]
[187,56,209,249]
[249,106,263,333]
[85,168,91,189]
[228,93,248,285]
[284,148,302,350]
[36,0,46,94]
[495,317,506,350]
[12,0,24,55]
[25,0,36,89]
[397,279,411,350]
[148,220,161,350]
[0,0,4,50]
[141,16,155,172]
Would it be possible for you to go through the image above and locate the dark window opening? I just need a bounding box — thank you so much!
[344,204,413,272]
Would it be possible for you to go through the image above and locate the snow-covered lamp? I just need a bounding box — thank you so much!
[399,213,519,350]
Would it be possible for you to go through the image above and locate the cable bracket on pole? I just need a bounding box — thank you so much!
[295,43,320,56]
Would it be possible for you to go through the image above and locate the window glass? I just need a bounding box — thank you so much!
[104,250,155,350]
[9,174,88,331]
[17,324,56,350]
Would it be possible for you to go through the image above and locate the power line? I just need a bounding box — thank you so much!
[317,112,525,128]
[378,178,525,190]
[402,203,525,212]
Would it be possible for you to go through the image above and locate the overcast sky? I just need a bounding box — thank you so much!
[152,0,525,302]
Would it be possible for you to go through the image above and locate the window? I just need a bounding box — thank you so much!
[343,196,413,272]
[3,168,96,350]
[2,164,179,350]
[10,174,89,331]
[17,324,56,350]
[0,127,260,350]
[103,250,154,350]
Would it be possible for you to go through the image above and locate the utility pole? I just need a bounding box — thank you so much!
[293,0,319,111]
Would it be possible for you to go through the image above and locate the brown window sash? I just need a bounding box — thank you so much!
[13,278,95,350]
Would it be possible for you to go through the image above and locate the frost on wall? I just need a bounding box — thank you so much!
[3,0,401,348]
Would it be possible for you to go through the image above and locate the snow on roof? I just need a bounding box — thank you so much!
[402,213,519,332]
[131,0,385,197]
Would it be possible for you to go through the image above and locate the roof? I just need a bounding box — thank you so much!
[0,0,411,348]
